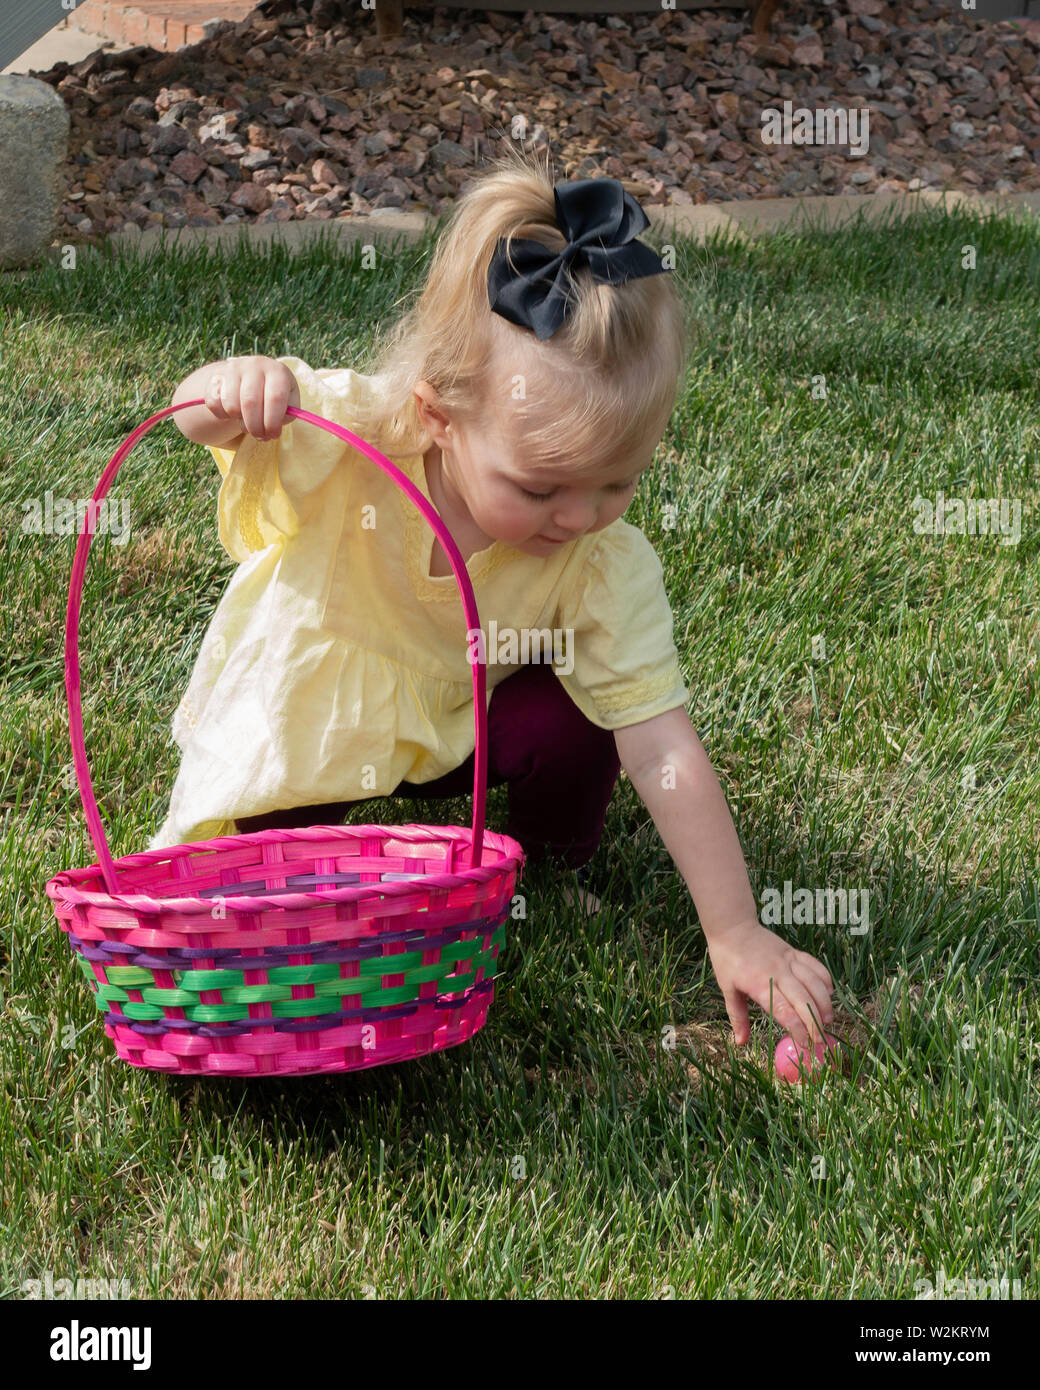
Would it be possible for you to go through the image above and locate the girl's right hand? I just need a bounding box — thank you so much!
[203,356,301,442]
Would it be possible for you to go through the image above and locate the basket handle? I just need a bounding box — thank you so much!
[65,399,488,896]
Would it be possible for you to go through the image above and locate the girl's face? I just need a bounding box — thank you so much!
[414,381,655,556]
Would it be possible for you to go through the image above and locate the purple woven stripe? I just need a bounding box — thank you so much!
[103,998,420,1036]
[193,872,429,898]
[68,911,506,971]
[102,976,495,1039]
[84,938,138,955]
[74,941,123,962]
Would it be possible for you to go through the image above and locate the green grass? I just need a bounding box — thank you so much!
[2,201,1039,1298]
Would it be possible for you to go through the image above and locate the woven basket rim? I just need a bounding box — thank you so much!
[45,821,525,915]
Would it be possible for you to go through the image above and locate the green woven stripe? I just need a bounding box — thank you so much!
[175,968,243,991]
[77,925,506,1021]
[121,1000,169,1020]
[171,957,412,991]
[102,967,149,989]
[269,961,346,985]
[170,1002,244,1022]
[94,984,130,1004]
[269,984,421,1017]
[104,965,156,986]
[202,982,288,1005]
[136,988,196,1006]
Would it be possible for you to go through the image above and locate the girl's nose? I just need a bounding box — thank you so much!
[551,493,598,534]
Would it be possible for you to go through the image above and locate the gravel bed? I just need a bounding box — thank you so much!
[27,0,1040,242]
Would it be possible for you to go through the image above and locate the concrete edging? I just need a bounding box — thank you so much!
[84,187,1040,262]
[2,186,1038,277]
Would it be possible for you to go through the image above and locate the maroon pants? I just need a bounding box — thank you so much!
[234,662,621,869]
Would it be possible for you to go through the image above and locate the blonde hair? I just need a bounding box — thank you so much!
[355,145,691,476]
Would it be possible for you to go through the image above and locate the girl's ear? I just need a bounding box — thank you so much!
[413,380,453,447]
[412,380,436,429]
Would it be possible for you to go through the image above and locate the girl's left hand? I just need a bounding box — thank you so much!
[705,919,835,1048]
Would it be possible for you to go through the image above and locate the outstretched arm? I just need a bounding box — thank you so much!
[614,707,834,1047]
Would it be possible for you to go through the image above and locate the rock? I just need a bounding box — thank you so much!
[792,34,825,69]
[257,198,296,222]
[429,139,472,168]
[149,124,191,157]
[0,76,70,268]
[124,96,158,121]
[965,96,999,119]
[199,113,239,141]
[199,170,229,204]
[714,91,741,123]
[754,41,791,67]
[230,182,273,212]
[169,151,209,184]
[311,158,343,184]
[240,150,277,170]
[111,156,149,188]
[594,61,640,92]
[279,125,324,164]
[71,53,105,81]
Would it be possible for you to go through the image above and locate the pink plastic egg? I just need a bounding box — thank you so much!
[774,1032,841,1084]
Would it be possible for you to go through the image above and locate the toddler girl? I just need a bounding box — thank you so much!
[151,148,834,1051]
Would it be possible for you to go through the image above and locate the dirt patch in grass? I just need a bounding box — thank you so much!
[626,976,929,1095]
[111,527,182,596]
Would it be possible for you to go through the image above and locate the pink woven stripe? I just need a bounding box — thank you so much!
[102,988,492,1073]
[46,824,522,914]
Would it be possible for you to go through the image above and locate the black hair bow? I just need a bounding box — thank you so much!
[486,177,671,340]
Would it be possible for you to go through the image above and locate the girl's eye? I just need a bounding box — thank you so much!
[518,480,636,500]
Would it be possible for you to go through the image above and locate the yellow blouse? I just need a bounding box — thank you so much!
[147,356,690,851]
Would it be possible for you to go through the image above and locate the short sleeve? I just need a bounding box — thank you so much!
[208,356,365,562]
[554,521,690,730]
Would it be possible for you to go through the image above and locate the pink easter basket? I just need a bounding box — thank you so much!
[45,399,526,1076]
